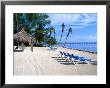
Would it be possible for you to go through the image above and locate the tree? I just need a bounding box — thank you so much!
[44,27,56,46]
[58,23,65,45]
[53,27,56,39]
[14,13,23,33]
[33,14,51,46]
[14,13,25,47]
[63,27,72,48]
[13,13,57,47]
[47,37,57,47]
[45,27,55,37]
[13,13,32,34]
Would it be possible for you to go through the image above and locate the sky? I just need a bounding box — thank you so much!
[46,13,97,43]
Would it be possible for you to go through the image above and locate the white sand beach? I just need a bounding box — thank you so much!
[14,47,97,75]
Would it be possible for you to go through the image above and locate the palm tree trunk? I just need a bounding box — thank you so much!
[63,36,68,48]
[59,23,65,46]
[16,13,19,48]
[23,13,26,29]
[58,33,63,45]
[54,31,55,39]
[16,13,18,32]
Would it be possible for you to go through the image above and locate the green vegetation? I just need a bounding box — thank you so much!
[14,13,73,48]
[14,13,57,47]
[47,37,57,47]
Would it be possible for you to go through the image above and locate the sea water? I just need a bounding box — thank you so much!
[58,43,97,53]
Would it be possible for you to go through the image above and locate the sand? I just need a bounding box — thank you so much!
[14,47,97,75]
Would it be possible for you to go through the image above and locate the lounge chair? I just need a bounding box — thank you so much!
[59,51,63,57]
[58,51,91,64]
[70,54,91,64]
[49,46,57,51]
[58,51,75,64]
[90,60,97,65]
[14,46,23,52]
[58,52,69,61]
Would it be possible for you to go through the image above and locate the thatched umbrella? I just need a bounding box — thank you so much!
[14,28,36,51]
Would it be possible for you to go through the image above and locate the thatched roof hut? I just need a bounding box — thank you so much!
[14,28,36,45]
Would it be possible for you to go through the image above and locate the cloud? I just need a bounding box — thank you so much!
[80,14,97,23]
[48,13,97,29]
[46,13,97,42]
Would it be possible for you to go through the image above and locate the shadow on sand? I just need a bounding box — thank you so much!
[14,49,23,52]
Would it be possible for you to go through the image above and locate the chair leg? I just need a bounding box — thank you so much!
[72,60,75,65]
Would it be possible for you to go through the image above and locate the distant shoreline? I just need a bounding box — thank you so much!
[57,43,97,54]
[66,48,97,54]
[59,42,97,44]
[56,46,97,54]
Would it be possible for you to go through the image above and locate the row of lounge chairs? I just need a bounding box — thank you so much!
[49,46,57,51]
[58,51,91,64]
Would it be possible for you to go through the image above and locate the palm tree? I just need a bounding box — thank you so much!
[15,13,19,48]
[45,27,55,46]
[16,13,18,32]
[14,13,21,33]
[45,27,54,37]
[49,27,55,37]
[53,28,56,39]
[50,27,55,39]
[47,37,57,47]
[63,27,72,48]
[58,23,65,45]
[14,13,56,47]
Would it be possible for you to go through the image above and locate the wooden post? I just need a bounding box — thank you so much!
[18,42,19,49]
[31,39,33,52]
[17,38,19,49]
[21,42,24,51]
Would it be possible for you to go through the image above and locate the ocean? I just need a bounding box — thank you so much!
[58,43,97,53]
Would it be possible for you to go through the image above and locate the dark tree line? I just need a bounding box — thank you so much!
[14,13,57,47]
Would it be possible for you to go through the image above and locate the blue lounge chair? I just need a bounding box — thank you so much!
[58,52,91,64]
[59,51,63,57]
[70,54,91,64]
[59,52,71,61]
